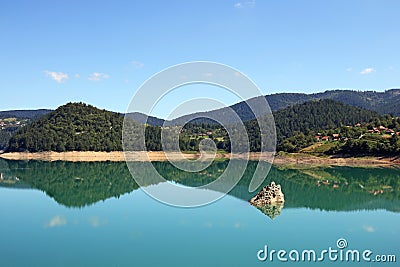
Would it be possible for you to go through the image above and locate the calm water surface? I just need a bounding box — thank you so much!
[0,160,399,266]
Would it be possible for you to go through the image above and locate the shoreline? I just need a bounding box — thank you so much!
[0,151,399,166]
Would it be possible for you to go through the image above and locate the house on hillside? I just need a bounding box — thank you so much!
[355,123,362,127]
[321,136,329,141]
[332,134,340,141]
[314,135,321,141]
[378,125,387,131]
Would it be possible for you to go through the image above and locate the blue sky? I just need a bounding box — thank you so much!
[1,0,399,118]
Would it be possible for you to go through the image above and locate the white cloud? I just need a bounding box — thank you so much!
[46,215,67,228]
[44,70,69,83]
[75,73,81,78]
[234,0,255,8]
[234,2,243,8]
[131,60,144,68]
[88,72,110,81]
[88,216,107,228]
[346,67,353,72]
[360,68,375,75]
[362,225,376,233]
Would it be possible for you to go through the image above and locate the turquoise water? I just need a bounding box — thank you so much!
[0,160,399,266]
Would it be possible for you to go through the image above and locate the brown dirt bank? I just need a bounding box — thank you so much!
[0,151,225,162]
[273,153,400,167]
[0,151,399,166]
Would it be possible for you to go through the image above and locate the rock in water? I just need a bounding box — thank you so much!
[250,181,285,206]
[250,181,285,219]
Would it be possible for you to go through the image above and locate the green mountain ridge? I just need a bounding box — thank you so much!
[268,88,400,115]
[6,99,396,155]
[2,89,400,128]
[161,88,400,126]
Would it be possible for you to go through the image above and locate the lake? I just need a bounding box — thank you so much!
[0,159,399,266]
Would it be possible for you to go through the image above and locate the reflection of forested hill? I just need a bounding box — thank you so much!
[2,159,400,212]
[270,166,400,212]
[0,159,31,189]
[5,161,139,208]
[242,164,400,212]
[152,161,400,212]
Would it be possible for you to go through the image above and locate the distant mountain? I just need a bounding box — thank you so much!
[125,112,165,126]
[3,89,398,128]
[133,89,400,126]
[0,109,52,120]
[269,89,400,115]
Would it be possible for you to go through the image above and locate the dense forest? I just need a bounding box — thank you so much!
[141,100,388,154]
[273,99,379,139]
[7,103,124,152]
[4,98,400,156]
[0,127,18,150]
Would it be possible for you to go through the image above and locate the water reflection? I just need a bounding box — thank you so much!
[1,159,399,215]
[253,202,284,220]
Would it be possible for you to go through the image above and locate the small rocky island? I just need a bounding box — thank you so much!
[250,181,285,205]
[250,181,285,219]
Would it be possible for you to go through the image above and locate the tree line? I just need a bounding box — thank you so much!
[6,100,400,156]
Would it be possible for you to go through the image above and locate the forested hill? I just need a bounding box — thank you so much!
[272,99,379,141]
[7,103,124,152]
[4,99,398,155]
[242,99,381,151]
